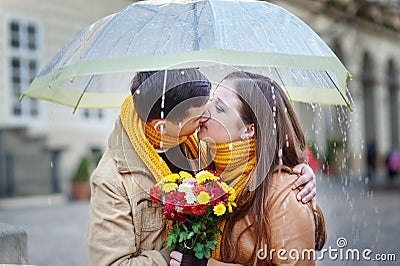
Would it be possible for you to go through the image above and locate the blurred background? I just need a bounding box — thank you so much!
[0,0,399,265]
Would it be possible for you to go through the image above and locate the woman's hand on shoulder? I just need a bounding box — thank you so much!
[292,163,317,209]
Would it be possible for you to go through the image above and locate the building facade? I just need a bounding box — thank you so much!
[0,0,129,197]
[1,0,399,197]
[273,0,400,183]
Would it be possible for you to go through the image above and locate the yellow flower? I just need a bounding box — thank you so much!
[179,171,193,181]
[218,181,230,193]
[228,188,237,203]
[162,182,178,193]
[196,171,219,185]
[213,203,226,216]
[227,201,237,213]
[163,173,180,183]
[197,191,210,205]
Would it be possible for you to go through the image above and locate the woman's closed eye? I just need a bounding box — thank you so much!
[215,104,225,112]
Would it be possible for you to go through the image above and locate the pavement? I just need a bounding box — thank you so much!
[0,176,399,266]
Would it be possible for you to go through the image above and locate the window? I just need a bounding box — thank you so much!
[83,109,104,120]
[8,19,40,118]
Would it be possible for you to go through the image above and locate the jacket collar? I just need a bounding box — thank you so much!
[108,117,150,175]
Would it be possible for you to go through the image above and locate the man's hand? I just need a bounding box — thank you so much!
[170,251,207,266]
[292,163,317,209]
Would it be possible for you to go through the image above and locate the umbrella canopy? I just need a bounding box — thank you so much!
[21,0,352,111]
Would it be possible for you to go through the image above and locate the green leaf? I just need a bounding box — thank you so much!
[182,224,188,231]
[193,242,203,252]
[165,234,177,248]
[192,223,201,234]
[204,249,211,259]
[179,231,188,242]
[187,231,195,239]
[206,239,217,249]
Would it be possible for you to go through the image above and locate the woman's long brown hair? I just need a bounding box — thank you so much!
[220,71,326,265]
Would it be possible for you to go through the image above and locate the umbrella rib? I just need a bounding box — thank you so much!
[325,71,353,111]
[274,68,293,104]
[208,0,221,48]
[73,75,95,114]
[191,2,200,51]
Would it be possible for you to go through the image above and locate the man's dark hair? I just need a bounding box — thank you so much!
[131,69,211,123]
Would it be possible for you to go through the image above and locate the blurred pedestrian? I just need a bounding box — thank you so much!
[386,148,400,181]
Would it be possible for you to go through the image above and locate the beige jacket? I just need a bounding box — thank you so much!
[87,118,169,266]
[208,169,318,266]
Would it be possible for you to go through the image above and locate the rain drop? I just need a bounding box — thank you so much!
[278,148,283,166]
[136,89,141,95]
[160,141,163,149]
[228,143,233,150]
[285,134,289,147]
[278,148,283,157]
[178,122,182,128]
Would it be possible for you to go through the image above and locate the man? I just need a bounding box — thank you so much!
[87,69,316,265]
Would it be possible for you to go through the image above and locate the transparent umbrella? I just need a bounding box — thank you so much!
[21,0,352,111]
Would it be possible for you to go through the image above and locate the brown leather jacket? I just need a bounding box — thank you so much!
[208,169,320,266]
[87,118,169,265]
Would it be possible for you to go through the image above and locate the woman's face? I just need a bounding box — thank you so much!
[198,79,247,144]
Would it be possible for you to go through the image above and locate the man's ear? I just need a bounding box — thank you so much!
[245,123,255,138]
[153,119,167,135]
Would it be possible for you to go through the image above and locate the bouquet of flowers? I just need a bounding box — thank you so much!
[150,170,237,259]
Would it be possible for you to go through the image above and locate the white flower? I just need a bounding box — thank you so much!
[178,183,197,204]
[178,182,194,193]
[184,191,197,204]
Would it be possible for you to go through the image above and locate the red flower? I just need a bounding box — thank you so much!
[181,204,207,216]
[165,191,186,207]
[150,186,162,204]
[163,203,186,223]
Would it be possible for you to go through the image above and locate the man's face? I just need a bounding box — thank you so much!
[165,104,211,137]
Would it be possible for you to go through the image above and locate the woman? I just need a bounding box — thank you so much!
[170,71,326,265]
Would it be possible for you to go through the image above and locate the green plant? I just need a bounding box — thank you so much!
[72,156,90,183]
[327,0,347,11]
[325,139,344,164]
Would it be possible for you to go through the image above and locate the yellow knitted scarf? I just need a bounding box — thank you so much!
[210,138,256,259]
[120,95,186,182]
[212,138,256,190]
[143,121,187,150]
